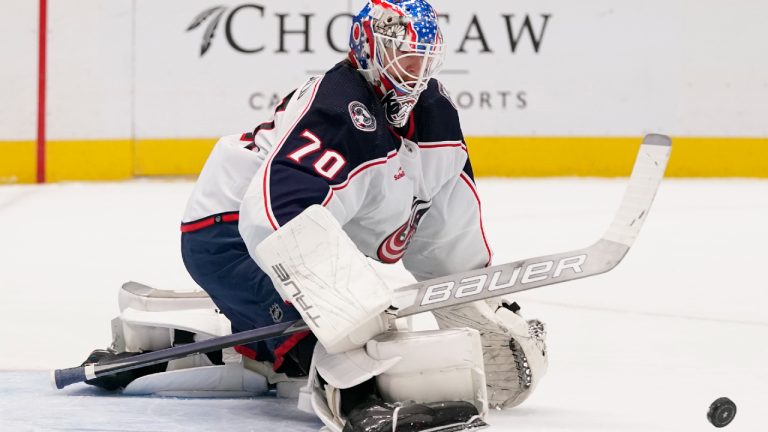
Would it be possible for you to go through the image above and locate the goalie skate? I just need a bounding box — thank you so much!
[432,299,547,409]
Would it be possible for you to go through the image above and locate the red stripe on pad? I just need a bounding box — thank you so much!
[234,345,258,361]
[272,331,311,371]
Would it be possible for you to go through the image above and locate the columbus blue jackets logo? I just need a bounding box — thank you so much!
[377,198,432,263]
[348,101,377,132]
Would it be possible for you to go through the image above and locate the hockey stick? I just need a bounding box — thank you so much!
[52,134,671,390]
[393,133,671,315]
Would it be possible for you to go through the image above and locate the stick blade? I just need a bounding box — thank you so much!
[602,134,671,247]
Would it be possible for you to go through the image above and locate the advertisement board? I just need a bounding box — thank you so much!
[1,0,767,181]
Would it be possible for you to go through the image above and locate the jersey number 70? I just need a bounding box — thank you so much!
[287,130,347,181]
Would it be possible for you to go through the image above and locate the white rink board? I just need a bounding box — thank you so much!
[0,0,39,141]
[92,0,768,137]
[3,0,768,141]
[46,0,134,140]
[0,0,768,140]
[133,0,355,138]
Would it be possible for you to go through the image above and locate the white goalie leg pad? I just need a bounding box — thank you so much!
[303,329,488,432]
[296,342,404,432]
[242,357,311,398]
[313,343,402,390]
[116,308,232,352]
[118,281,215,312]
[111,282,232,353]
[123,353,269,398]
[367,328,489,418]
[101,283,274,398]
[299,350,345,432]
[250,205,392,354]
[432,299,548,409]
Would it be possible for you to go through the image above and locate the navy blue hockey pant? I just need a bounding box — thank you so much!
[181,220,305,365]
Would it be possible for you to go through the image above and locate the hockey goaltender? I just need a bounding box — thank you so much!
[78,1,548,431]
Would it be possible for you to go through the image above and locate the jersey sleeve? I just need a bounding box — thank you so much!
[402,158,493,281]
[401,80,492,280]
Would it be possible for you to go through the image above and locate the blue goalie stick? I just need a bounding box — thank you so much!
[52,134,671,390]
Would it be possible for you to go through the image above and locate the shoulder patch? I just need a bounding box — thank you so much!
[348,101,377,132]
[438,81,458,111]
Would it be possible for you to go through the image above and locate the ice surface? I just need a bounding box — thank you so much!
[1,372,321,431]
[1,178,766,431]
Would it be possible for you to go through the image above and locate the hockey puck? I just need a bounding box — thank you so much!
[707,397,736,428]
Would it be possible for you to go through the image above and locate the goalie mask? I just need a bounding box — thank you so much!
[349,0,445,127]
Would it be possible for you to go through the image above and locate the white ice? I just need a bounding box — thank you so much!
[1,178,766,431]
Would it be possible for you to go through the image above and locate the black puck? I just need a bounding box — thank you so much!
[707,397,736,428]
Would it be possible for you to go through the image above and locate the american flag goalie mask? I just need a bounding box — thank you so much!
[350,0,446,127]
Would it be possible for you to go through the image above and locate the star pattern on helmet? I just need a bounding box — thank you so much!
[391,0,439,44]
[349,0,444,107]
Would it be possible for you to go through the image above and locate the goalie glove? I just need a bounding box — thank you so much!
[431,299,548,409]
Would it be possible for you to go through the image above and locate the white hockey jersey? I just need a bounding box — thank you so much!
[182,61,492,281]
